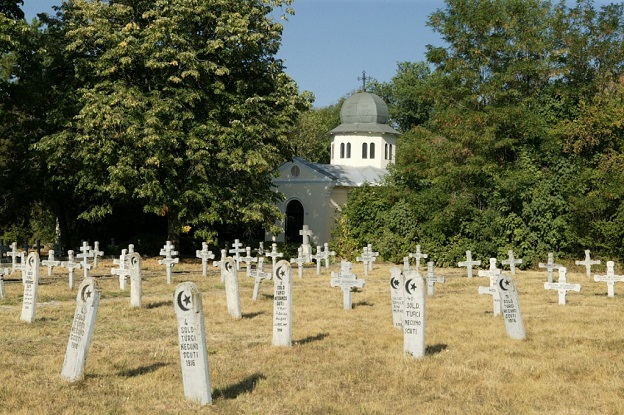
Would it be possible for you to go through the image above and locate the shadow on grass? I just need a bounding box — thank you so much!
[146,300,172,309]
[425,344,448,356]
[294,332,329,346]
[242,311,265,319]
[353,300,374,308]
[119,362,169,377]
[213,373,266,400]
[262,293,274,300]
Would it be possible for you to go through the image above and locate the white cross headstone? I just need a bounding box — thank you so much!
[7,242,19,272]
[458,250,481,278]
[61,277,101,382]
[390,267,404,329]
[330,261,365,310]
[223,257,241,319]
[366,244,379,272]
[173,282,212,405]
[129,252,142,308]
[20,252,40,323]
[91,241,104,268]
[228,239,245,271]
[356,246,373,277]
[289,246,306,279]
[575,249,601,278]
[403,257,411,273]
[478,258,502,316]
[61,250,82,290]
[496,274,526,340]
[249,257,272,301]
[538,253,563,284]
[265,243,283,274]
[322,243,336,269]
[501,250,523,276]
[310,245,323,275]
[254,242,265,257]
[544,267,581,305]
[426,262,445,296]
[593,261,624,298]
[213,249,227,283]
[272,260,293,347]
[195,242,214,277]
[111,249,130,290]
[159,241,179,285]
[41,250,61,276]
[15,251,27,283]
[403,270,426,359]
[76,242,93,278]
[240,247,257,277]
[409,245,428,271]
[299,225,313,262]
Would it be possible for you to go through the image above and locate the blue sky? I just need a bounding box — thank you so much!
[22,0,445,107]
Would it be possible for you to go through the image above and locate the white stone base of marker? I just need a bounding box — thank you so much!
[545,267,580,304]
[21,253,40,323]
[390,267,404,329]
[129,253,142,308]
[478,285,501,316]
[223,257,241,319]
[174,282,212,405]
[496,274,526,340]
[61,278,101,382]
[272,260,293,347]
[403,271,426,359]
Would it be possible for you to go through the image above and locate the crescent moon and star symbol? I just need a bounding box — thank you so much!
[225,260,233,273]
[499,277,511,292]
[177,289,192,312]
[390,277,400,289]
[28,255,36,267]
[275,265,285,281]
[405,279,417,295]
[81,284,92,302]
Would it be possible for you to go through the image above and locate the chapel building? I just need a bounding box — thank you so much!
[269,91,399,244]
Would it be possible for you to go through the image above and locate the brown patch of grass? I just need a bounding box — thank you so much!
[1,260,623,414]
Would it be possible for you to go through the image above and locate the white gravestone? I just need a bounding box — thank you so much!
[173,282,212,405]
[195,242,214,277]
[478,258,502,316]
[593,261,624,298]
[545,267,581,305]
[289,247,306,279]
[254,242,265,257]
[426,262,445,296]
[250,257,272,301]
[61,277,101,382]
[496,274,526,340]
[409,245,428,271]
[76,241,93,278]
[272,260,293,347]
[575,249,600,278]
[538,253,563,284]
[322,243,336,268]
[7,242,19,272]
[228,239,246,271]
[265,243,284,274]
[128,244,135,254]
[403,270,426,359]
[15,251,27,284]
[223,257,241,319]
[111,249,130,290]
[91,241,104,268]
[403,256,411,273]
[390,267,404,329]
[299,225,313,262]
[356,246,373,277]
[501,250,522,276]
[458,250,481,278]
[61,250,82,290]
[213,249,227,283]
[159,241,179,285]
[240,247,257,277]
[41,250,61,276]
[311,246,323,275]
[366,244,379,272]
[129,253,142,308]
[0,265,10,300]
[330,261,365,310]
[20,252,40,323]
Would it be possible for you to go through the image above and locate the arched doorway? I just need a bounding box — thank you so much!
[285,200,304,243]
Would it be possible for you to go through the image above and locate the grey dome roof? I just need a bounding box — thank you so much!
[329,92,399,136]
[340,92,389,124]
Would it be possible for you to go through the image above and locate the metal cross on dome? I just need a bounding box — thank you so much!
[358,70,370,92]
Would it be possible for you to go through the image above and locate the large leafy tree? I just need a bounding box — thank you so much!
[37,0,308,244]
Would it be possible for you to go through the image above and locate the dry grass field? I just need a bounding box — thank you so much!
[1,256,623,415]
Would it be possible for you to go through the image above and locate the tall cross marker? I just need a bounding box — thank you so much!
[425,262,445,296]
[289,247,306,279]
[196,242,214,277]
[228,239,245,271]
[501,250,522,276]
[545,267,581,305]
[458,250,481,278]
[594,261,624,297]
[265,243,284,275]
[575,250,601,278]
[409,245,428,271]
[61,250,82,290]
[159,241,179,285]
[478,258,502,316]
[357,70,369,91]
[41,250,61,276]
[538,253,562,284]
[76,242,93,278]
